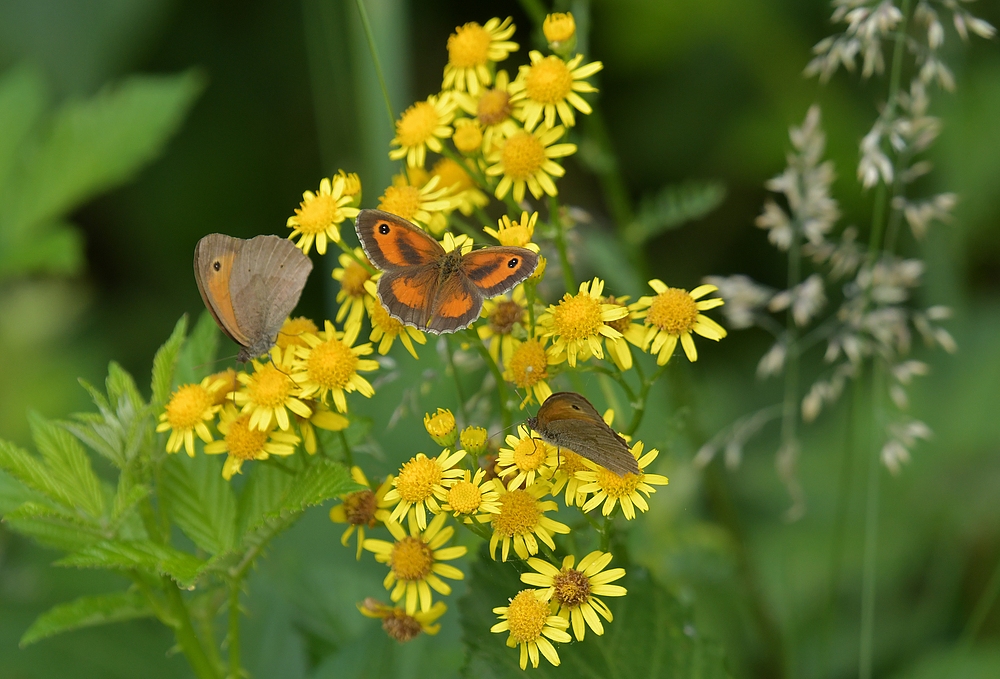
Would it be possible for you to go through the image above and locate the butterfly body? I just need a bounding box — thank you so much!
[527,392,640,477]
[194,234,313,362]
[355,209,538,334]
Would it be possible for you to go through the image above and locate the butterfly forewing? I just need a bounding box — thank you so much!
[194,234,249,347]
[461,247,538,297]
[540,420,639,477]
[356,209,444,271]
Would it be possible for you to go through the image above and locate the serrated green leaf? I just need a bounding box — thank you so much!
[4,505,105,551]
[65,363,153,467]
[61,414,127,468]
[20,590,155,647]
[623,181,727,245]
[460,556,731,678]
[236,463,293,540]
[161,454,237,555]
[0,439,73,507]
[28,411,105,518]
[56,540,206,588]
[106,361,145,410]
[151,315,188,406]
[111,476,150,524]
[175,311,221,387]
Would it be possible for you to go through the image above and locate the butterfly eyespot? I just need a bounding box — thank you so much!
[213,261,221,271]
[378,223,390,235]
[572,405,581,410]
[507,257,519,268]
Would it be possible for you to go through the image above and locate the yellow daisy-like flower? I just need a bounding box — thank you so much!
[330,466,393,559]
[295,401,349,455]
[377,174,456,236]
[543,13,577,56]
[442,17,518,95]
[332,249,374,339]
[578,441,669,519]
[234,348,313,431]
[631,281,727,365]
[424,408,458,448]
[548,448,593,508]
[206,368,239,406]
[510,51,603,131]
[430,157,489,217]
[389,93,456,168]
[485,125,576,203]
[358,598,447,642]
[363,512,467,614]
[286,174,360,255]
[452,118,484,154]
[521,551,626,641]
[291,320,379,413]
[478,285,527,367]
[157,375,226,456]
[503,336,555,407]
[459,426,489,456]
[492,589,571,670]
[363,281,427,359]
[538,278,628,367]
[438,468,501,523]
[383,449,467,530]
[484,211,539,251]
[275,317,319,352]
[204,405,299,480]
[333,169,362,206]
[496,425,557,490]
[601,295,648,371]
[455,69,523,152]
[489,480,570,561]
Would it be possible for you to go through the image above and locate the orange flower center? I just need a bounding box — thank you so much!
[306,339,358,390]
[504,590,549,643]
[594,467,641,498]
[378,185,421,222]
[371,300,405,335]
[500,131,546,180]
[552,568,591,607]
[396,101,440,147]
[396,456,443,503]
[524,56,573,104]
[165,384,213,429]
[489,299,524,335]
[447,22,491,68]
[646,288,699,335]
[512,437,548,471]
[390,536,434,581]
[478,88,512,125]
[552,292,603,340]
[294,192,341,233]
[247,364,293,409]
[277,317,319,351]
[339,261,371,297]
[224,414,270,461]
[491,489,541,538]
[508,339,548,388]
[447,479,483,514]
[432,158,474,192]
[453,120,483,153]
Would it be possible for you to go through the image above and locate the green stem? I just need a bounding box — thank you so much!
[962,554,1000,648]
[165,579,221,679]
[467,330,511,430]
[448,214,485,243]
[859,363,885,679]
[445,336,469,425]
[779,204,803,515]
[227,582,241,679]
[335,239,378,275]
[352,0,395,129]
[549,195,576,293]
[623,364,666,436]
[338,429,355,468]
[516,0,547,26]
[598,515,614,552]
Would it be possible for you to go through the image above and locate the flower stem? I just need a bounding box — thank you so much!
[859,363,885,679]
[623,363,666,436]
[227,581,241,679]
[335,239,378,275]
[445,335,469,426]
[338,429,354,468]
[961,553,1000,648]
[165,579,221,679]
[352,0,395,130]
[467,330,511,430]
[549,195,576,293]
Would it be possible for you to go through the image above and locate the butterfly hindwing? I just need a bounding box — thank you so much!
[427,273,480,334]
[377,266,440,330]
[356,209,445,271]
[461,247,538,297]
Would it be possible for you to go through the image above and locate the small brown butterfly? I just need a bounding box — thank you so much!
[527,392,640,477]
[355,209,538,334]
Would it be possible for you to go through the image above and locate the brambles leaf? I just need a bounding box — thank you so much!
[176,311,221,387]
[20,590,155,647]
[57,540,206,588]
[28,411,106,518]
[161,454,237,555]
[151,316,187,407]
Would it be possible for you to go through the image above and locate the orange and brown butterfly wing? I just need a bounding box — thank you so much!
[194,234,250,348]
[355,209,445,271]
[460,247,538,297]
[377,266,440,330]
[427,273,481,333]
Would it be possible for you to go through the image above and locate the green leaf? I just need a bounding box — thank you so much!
[65,363,153,467]
[0,65,46,208]
[151,315,188,407]
[56,540,206,588]
[1,70,205,236]
[28,411,105,518]
[0,439,73,507]
[0,220,85,277]
[20,590,155,647]
[176,311,222,387]
[623,181,727,245]
[111,475,150,525]
[460,555,731,678]
[4,502,105,550]
[161,454,237,555]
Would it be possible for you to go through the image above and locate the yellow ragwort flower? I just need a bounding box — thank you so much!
[430,157,489,217]
[389,93,455,168]
[377,174,456,236]
[234,348,312,431]
[631,281,727,365]
[442,17,518,95]
[492,589,571,670]
[439,468,501,523]
[496,425,557,490]
[485,125,576,203]
[503,336,555,407]
[204,405,299,480]
[286,174,360,255]
[452,118,484,154]
[157,375,226,456]
[538,278,628,367]
[484,211,539,251]
[459,426,489,456]
[358,598,447,642]
[330,466,393,559]
[478,285,528,368]
[332,249,374,339]
[578,441,669,519]
[290,320,379,413]
[424,408,458,448]
[601,295,647,371]
[333,169,362,206]
[363,281,427,359]
[275,317,319,352]
[363,512,467,614]
[383,449,467,530]
[489,480,570,561]
[206,368,239,406]
[548,448,594,508]
[295,401,349,454]
[455,69,523,152]
[543,13,577,55]
[510,51,603,131]
[521,551,626,642]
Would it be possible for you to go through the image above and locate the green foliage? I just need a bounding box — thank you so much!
[20,591,155,647]
[460,553,731,678]
[56,540,206,588]
[0,65,203,279]
[623,181,727,246]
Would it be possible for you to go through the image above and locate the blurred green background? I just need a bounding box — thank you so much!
[1,0,998,677]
